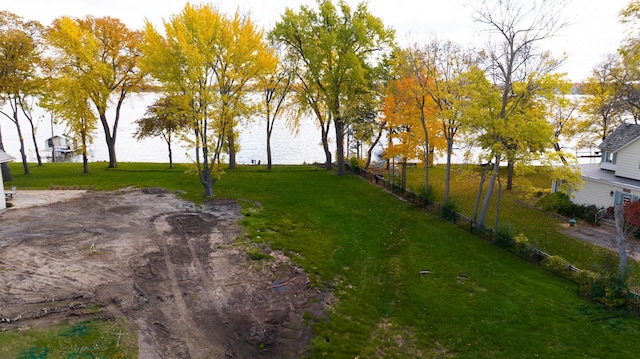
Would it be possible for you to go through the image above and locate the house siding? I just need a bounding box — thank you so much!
[614,139,640,180]
[571,179,615,208]
[0,177,5,210]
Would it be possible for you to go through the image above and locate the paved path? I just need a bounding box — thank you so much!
[562,223,640,262]
[5,190,88,209]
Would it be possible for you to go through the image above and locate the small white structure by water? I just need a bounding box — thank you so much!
[45,135,73,161]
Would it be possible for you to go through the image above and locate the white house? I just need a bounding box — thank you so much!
[568,123,640,209]
[0,149,15,210]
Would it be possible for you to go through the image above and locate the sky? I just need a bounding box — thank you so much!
[0,0,631,82]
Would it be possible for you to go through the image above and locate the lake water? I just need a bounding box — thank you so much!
[1,93,598,166]
[1,94,335,165]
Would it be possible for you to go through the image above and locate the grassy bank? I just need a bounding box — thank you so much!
[3,162,640,357]
[400,164,619,272]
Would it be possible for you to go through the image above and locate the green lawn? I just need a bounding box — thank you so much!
[3,162,640,358]
[400,164,620,273]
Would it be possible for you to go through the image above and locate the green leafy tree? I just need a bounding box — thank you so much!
[45,15,146,168]
[134,94,189,169]
[472,0,570,229]
[141,3,276,197]
[409,39,480,202]
[271,0,395,176]
[258,47,295,170]
[578,55,625,146]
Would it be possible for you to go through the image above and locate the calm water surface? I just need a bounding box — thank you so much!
[1,94,334,165]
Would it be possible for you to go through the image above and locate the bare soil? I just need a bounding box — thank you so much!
[0,188,330,358]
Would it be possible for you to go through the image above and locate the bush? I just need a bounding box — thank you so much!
[440,198,459,221]
[537,192,587,219]
[542,255,572,277]
[409,184,437,205]
[495,221,516,248]
[582,205,601,225]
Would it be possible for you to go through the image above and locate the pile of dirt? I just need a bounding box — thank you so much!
[0,188,330,358]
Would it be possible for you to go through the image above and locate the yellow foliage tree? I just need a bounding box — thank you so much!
[141,4,276,197]
[45,15,146,168]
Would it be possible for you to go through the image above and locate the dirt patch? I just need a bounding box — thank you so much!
[0,188,330,358]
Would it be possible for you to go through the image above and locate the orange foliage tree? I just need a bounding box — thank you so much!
[382,75,440,192]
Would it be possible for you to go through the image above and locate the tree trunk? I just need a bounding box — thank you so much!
[267,117,273,170]
[477,155,501,229]
[553,142,568,165]
[107,138,117,168]
[27,119,42,166]
[14,117,29,175]
[506,159,514,190]
[0,124,11,182]
[321,122,332,170]
[227,132,236,170]
[99,111,118,168]
[614,204,629,281]
[401,160,407,193]
[444,139,454,202]
[200,160,214,198]
[495,175,502,231]
[335,119,346,176]
[83,152,89,174]
[364,126,384,170]
[167,140,173,169]
[473,165,489,223]
[81,135,89,174]
[424,145,429,201]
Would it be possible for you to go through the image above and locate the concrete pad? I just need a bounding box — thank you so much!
[5,190,88,209]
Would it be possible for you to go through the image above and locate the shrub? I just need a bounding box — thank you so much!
[537,192,587,219]
[537,192,571,212]
[440,198,459,221]
[582,205,601,225]
[409,184,437,205]
[588,253,629,308]
[495,221,516,248]
[542,255,572,277]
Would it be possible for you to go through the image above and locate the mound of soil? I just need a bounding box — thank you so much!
[0,188,330,358]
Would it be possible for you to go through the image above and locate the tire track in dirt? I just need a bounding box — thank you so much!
[0,189,329,358]
[151,212,229,358]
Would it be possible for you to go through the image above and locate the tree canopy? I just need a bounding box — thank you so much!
[141,3,276,197]
[270,0,395,176]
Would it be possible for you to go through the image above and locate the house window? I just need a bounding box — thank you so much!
[604,151,613,163]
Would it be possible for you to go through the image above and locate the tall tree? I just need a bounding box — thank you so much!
[0,11,44,174]
[619,2,640,124]
[134,94,189,169]
[578,55,625,146]
[258,48,295,170]
[271,0,395,176]
[472,0,570,229]
[383,75,436,192]
[40,76,97,173]
[548,82,580,165]
[45,15,145,168]
[141,4,275,197]
[394,47,445,196]
[410,39,479,202]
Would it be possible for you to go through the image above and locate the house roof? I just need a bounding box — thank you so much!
[580,163,640,190]
[598,123,640,152]
[0,150,14,164]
